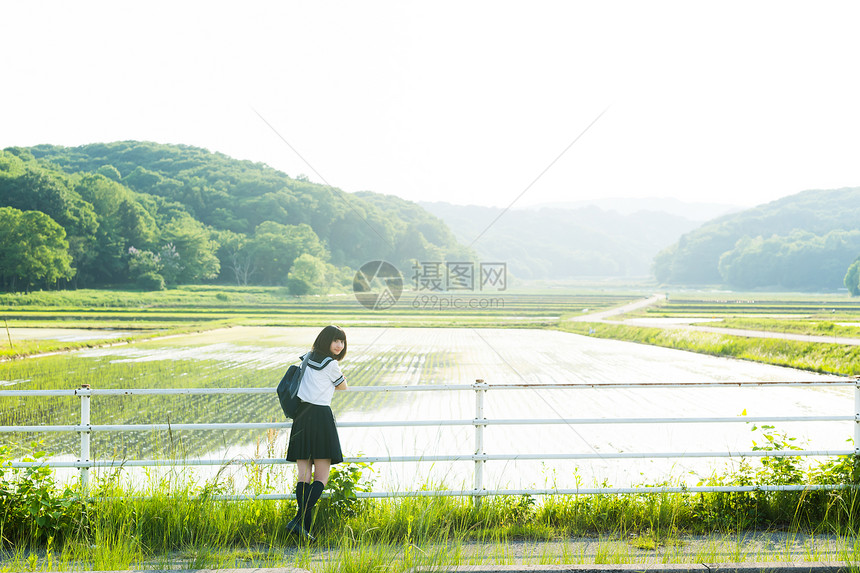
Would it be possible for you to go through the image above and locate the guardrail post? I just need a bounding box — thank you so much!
[79,384,91,490]
[474,378,487,509]
[855,378,860,457]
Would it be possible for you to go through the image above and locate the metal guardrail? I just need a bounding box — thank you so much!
[1,379,859,501]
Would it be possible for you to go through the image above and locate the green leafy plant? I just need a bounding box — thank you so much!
[0,442,86,547]
[319,461,374,522]
[749,423,804,485]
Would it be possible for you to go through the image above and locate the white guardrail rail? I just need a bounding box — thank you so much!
[1,379,859,501]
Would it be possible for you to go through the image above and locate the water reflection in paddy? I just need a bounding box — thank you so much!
[13,326,851,491]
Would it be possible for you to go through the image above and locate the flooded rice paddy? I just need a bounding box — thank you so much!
[7,327,137,342]
[1,326,852,492]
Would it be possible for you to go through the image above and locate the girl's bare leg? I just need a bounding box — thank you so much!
[296,459,312,483]
[312,459,331,485]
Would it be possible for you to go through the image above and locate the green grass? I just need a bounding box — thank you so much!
[559,321,860,376]
[2,437,860,572]
[702,317,860,338]
[0,285,293,308]
[620,292,860,339]
[0,286,638,313]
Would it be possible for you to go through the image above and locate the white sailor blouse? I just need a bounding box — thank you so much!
[296,352,345,406]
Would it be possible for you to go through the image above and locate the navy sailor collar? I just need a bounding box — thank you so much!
[301,351,335,370]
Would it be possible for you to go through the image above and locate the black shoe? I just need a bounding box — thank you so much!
[284,518,316,541]
[285,518,315,541]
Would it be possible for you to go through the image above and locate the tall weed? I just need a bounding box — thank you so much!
[2,429,860,569]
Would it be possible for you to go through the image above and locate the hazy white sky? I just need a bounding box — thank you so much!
[3,1,860,209]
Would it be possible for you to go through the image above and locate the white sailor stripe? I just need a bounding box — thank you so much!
[301,352,335,371]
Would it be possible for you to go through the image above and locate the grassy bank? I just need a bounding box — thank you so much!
[620,293,860,336]
[2,435,859,572]
[702,318,860,339]
[558,322,860,376]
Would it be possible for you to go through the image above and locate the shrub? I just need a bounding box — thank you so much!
[286,277,310,295]
[136,271,165,291]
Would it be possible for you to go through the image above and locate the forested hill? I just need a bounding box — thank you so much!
[0,141,469,292]
[653,187,860,290]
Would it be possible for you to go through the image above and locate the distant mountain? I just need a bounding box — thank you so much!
[420,202,700,280]
[522,197,741,222]
[654,187,860,290]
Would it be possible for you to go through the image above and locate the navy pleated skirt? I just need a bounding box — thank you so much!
[286,402,343,464]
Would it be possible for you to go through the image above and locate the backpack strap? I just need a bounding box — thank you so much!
[299,352,311,377]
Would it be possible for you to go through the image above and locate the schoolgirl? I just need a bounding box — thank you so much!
[285,325,349,540]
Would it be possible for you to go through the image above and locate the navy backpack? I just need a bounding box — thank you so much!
[277,353,310,419]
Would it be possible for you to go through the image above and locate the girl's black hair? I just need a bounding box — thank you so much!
[313,325,347,361]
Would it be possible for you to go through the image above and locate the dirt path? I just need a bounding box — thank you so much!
[568,294,666,322]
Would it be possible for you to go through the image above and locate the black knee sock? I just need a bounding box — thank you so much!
[303,480,325,532]
[291,481,309,524]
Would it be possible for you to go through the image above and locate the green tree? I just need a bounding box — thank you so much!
[287,253,327,294]
[161,216,220,283]
[117,198,158,250]
[127,246,166,290]
[0,159,98,286]
[215,230,255,286]
[718,230,860,290]
[242,192,291,230]
[718,235,780,289]
[250,221,328,285]
[653,244,676,284]
[845,258,860,296]
[158,244,182,285]
[122,166,163,192]
[127,246,161,277]
[96,165,122,181]
[0,207,74,291]
[73,174,159,284]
